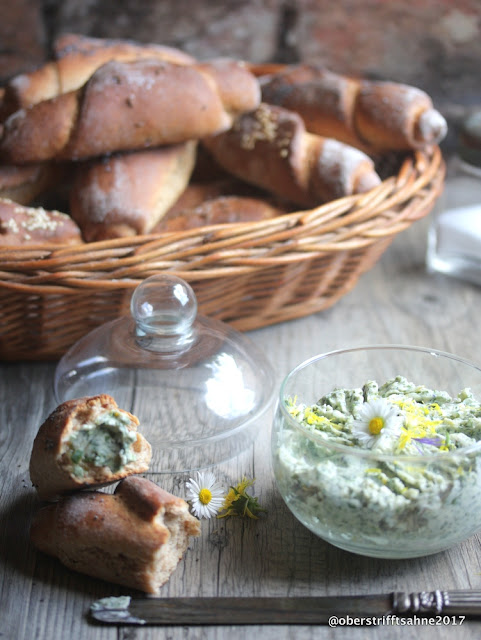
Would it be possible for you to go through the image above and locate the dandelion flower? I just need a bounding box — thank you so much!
[352,398,402,449]
[217,477,266,519]
[186,471,224,519]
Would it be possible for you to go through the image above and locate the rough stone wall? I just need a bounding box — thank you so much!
[1,0,480,150]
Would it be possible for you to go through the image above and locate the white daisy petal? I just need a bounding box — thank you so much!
[352,397,402,449]
[185,471,225,519]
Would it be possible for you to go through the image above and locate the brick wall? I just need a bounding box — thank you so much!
[1,0,480,150]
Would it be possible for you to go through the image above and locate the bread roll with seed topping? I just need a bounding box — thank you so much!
[29,395,152,501]
[0,197,82,246]
[30,476,201,593]
[203,103,381,207]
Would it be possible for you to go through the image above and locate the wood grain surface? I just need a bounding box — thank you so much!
[1,213,480,639]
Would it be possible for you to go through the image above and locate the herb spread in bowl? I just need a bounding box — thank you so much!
[272,346,481,558]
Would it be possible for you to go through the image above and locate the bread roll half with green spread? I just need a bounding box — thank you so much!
[29,394,152,500]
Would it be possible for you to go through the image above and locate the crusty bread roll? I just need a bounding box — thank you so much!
[30,476,201,593]
[259,64,447,152]
[29,395,152,501]
[202,103,381,207]
[0,58,260,164]
[0,162,61,205]
[0,197,82,246]
[154,194,287,232]
[162,180,246,218]
[159,176,287,218]
[69,142,197,241]
[0,33,195,120]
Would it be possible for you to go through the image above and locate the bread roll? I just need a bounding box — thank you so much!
[69,142,197,241]
[29,395,152,501]
[0,33,195,120]
[0,58,261,164]
[259,64,447,152]
[0,162,61,205]
[203,103,381,207]
[162,180,245,218]
[155,195,286,232]
[0,197,82,246]
[30,476,201,593]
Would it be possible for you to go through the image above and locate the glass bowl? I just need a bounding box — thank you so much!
[271,344,481,559]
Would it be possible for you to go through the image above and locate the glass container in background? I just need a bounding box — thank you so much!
[427,110,481,285]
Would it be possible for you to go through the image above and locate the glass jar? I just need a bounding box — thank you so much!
[426,110,481,285]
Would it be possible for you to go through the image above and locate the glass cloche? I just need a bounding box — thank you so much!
[54,275,275,472]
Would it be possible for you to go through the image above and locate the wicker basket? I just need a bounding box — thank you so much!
[0,145,444,361]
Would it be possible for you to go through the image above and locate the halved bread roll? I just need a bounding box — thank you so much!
[30,476,201,593]
[29,395,152,500]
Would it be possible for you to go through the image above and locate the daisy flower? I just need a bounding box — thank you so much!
[352,398,402,449]
[185,471,224,519]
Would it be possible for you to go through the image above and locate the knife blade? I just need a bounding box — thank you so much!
[90,590,481,625]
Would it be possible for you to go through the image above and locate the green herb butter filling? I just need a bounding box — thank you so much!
[67,410,137,477]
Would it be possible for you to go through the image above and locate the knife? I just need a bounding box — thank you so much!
[90,590,481,625]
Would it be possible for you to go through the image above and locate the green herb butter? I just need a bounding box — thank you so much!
[67,409,137,476]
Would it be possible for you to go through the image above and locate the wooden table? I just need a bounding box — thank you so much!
[2,211,481,639]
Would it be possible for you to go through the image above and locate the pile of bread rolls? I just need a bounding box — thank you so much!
[0,33,447,246]
[29,394,201,594]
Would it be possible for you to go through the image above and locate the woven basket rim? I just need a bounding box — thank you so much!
[0,146,443,274]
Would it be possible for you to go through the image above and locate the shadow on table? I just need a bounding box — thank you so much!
[215,483,459,594]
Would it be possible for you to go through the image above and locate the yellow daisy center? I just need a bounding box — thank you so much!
[368,416,384,435]
[198,488,212,505]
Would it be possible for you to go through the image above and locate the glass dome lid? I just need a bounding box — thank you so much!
[54,275,275,473]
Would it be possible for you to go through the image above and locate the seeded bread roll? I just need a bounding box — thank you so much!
[30,476,201,593]
[0,197,82,246]
[203,103,381,207]
[155,195,286,232]
[29,395,152,501]
[0,58,261,164]
[259,64,447,152]
[69,142,197,241]
[0,33,196,120]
